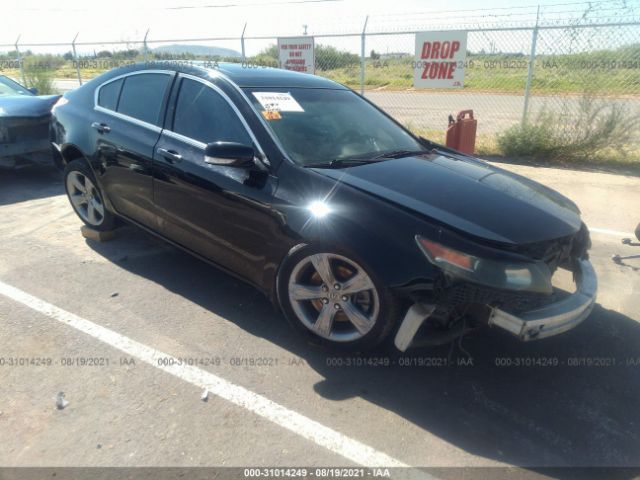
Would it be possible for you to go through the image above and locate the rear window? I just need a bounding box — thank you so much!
[117,73,170,126]
[97,78,123,110]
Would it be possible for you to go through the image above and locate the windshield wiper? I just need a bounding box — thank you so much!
[305,149,432,169]
[367,149,433,160]
[304,157,386,169]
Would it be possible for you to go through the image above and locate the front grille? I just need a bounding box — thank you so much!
[438,282,556,313]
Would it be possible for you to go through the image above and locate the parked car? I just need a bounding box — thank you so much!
[51,62,597,351]
[0,75,60,169]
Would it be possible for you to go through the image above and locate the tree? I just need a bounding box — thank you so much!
[315,45,359,71]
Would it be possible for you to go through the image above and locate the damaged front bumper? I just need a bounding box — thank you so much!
[487,259,597,341]
[394,259,597,351]
[0,138,53,168]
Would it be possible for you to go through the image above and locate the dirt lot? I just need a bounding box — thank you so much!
[1,162,639,478]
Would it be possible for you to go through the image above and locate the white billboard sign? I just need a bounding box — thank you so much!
[413,31,467,88]
[277,36,315,74]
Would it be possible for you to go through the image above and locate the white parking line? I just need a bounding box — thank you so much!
[0,280,419,471]
[590,227,635,238]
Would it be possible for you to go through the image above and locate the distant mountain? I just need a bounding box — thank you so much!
[153,44,242,58]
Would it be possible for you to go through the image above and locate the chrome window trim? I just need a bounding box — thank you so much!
[93,70,174,133]
[94,105,163,133]
[163,129,206,149]
[170,73,269,164]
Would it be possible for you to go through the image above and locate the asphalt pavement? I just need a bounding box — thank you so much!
[1,162,639,478]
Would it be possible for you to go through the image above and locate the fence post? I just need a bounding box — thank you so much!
[360,15,369,96]
[71,32,82,86]
[522,6,540,124]
[241,23,247,63]
[15,35,26,86]
[143,29,150,62]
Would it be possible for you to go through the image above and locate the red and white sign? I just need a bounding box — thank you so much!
[413,31,467,88]
[277,36,315,74]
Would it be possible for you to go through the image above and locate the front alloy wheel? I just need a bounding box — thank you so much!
[282,250,397,350]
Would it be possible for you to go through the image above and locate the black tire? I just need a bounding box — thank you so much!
[64,159,117,231]
[277,244,401,352]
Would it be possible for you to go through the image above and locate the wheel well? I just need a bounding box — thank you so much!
[273,242,308,307]
[60,145,88,167]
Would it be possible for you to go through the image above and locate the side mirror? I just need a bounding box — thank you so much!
[204,142,255,167]
[28,87,38,95]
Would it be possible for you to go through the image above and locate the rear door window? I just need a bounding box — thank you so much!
[117,73,170,126]
[97,78,123,111]
[172,78,251,145]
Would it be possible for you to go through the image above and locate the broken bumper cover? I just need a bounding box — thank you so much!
[488,259,597,341]
[394,259,597,351]
[0,139,53,168]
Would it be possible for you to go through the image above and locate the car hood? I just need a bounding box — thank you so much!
[0,95,60,118]
[313,153,582,245]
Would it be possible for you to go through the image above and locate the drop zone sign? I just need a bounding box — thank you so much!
[413,31,468,88]
[278,36,315,74]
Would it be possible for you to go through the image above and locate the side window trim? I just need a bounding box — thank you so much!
[93,70,174,132]
[169,77,186,133]
[168,73,268,161]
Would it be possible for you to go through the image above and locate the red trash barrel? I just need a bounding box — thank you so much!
[445,110,477,155]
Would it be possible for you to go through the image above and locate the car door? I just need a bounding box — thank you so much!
[153,74,282,285]
[93,70,174,228]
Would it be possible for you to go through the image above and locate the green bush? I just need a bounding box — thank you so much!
[251,44,359,71]
[497,96,640,162]
[23,61,57,95]
[315,45,359,71]
[498,113,558,158]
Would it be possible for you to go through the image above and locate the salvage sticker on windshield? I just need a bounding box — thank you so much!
[253,92,304,112]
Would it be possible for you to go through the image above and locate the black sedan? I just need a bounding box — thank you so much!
[0,75,60,169]
[51,62,597,351]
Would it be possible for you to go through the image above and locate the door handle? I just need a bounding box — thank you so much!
[157,147,183,163]
[91,122,111,134]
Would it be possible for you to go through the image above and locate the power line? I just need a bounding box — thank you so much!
[166,0,341,9]
[9,0,342,12]
[369,0,636,19]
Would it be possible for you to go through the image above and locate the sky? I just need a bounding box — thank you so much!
[1,0,638,55]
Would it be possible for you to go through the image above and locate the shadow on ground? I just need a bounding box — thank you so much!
[0,166,63,205]
[85,226,640,478]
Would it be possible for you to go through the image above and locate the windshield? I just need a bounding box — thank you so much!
[244,87,423,166]
[0,75,33,97]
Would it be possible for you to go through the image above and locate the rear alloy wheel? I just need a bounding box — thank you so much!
[282,250,398,350]
[64,159,116,231]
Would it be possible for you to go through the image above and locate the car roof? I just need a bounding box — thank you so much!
[96,61,348,90]
[213,63,347,89]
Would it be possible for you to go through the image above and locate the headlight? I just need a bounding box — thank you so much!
[416,236,553,294]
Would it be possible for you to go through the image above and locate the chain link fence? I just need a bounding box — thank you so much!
[1,18,639,158]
